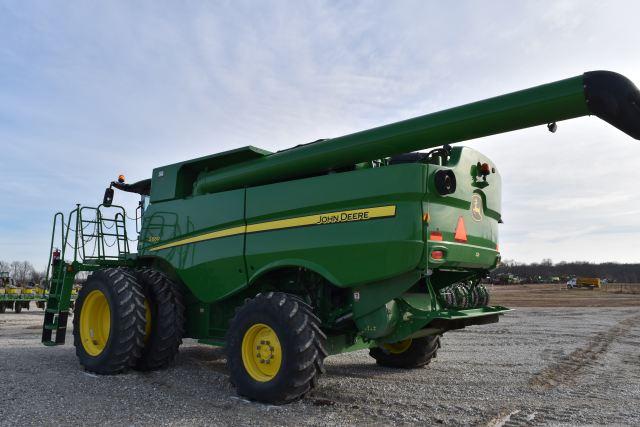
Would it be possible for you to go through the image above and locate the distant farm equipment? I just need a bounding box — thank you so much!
[567,277,601,289]
[492,273,524,285]
[0,272,47,313]
[0,272,79,313]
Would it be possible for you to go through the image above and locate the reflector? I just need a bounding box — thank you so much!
[430,231,443,241]
[454,217,467,242]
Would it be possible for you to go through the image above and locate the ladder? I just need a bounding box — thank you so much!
[41,262,75,345]
[42,205,134,346]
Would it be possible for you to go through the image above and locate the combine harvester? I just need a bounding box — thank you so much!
[42,71,639,403]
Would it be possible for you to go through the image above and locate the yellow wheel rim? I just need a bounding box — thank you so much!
[241,323,282,382]
[79,290,111,356]
[382,338,412,354]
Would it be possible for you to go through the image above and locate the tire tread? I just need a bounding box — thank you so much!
[226,292,326,404]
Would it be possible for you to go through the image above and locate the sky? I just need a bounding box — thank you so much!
[0,0,639,270]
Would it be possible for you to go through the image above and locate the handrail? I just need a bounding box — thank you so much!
[45,204,136,280]
[44,212,65,288]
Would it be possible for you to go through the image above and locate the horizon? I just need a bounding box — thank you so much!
[3,257,640,278]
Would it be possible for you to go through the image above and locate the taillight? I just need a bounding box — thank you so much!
[476,162,491,181]
[431,250,444,260]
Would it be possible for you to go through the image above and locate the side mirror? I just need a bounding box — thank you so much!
[103,187,114,207]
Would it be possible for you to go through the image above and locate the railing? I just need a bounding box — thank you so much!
[45,204,139,285]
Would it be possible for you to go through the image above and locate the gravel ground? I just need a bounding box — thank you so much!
[1,306,639,426]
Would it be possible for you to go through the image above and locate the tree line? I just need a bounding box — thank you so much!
[493,259,640,283]
[0,260,46,285]
[2,258,638,286]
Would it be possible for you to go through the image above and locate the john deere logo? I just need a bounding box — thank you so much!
[471,194,483,222]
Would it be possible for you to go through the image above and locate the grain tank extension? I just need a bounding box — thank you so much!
[42,71,640,404]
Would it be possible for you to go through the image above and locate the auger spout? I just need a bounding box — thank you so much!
[192,71,640,195]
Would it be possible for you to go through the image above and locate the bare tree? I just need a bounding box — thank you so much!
[10,261,36,284]
[31,270,46,285]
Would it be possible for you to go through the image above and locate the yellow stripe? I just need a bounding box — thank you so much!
[148,205,396,251]
[149,225,246,251]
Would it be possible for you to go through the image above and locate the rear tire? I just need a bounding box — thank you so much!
[0,302,5,313]
[14,302,22,313]
[73,268,146,374]
[370,335,441,368]
[226,292,327,404]
[134,268,185,371]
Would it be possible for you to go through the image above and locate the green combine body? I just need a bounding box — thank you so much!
[42,71,640,403]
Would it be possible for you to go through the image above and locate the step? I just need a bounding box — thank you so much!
[42,338,66,346]
[43,324,62,330]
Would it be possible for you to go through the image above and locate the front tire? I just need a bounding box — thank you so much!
[73,268,146,374]
[14,302,22,313]
[226,292,327,404]
[370,335,441,368]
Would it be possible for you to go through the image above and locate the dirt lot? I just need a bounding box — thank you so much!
[1,289,639,426]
